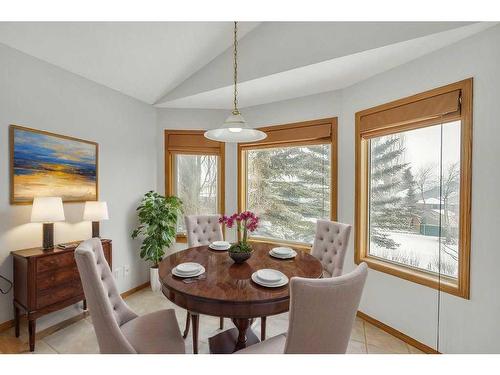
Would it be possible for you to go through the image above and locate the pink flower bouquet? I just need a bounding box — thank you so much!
[219,211,260,254]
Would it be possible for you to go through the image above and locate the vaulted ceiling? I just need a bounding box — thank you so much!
[0,22,495,108]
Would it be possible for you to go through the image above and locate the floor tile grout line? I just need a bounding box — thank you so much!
[40,338,60,354]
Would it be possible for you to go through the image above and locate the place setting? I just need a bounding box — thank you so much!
[251,268,289,288]
[208,240,231,251]
[269,246,297,260]
[172,262,206,283]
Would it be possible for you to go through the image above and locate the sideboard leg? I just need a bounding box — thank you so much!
[191,313,199,354]
[219,317,224,330]
[83,299,87,311]
[28,319,36,352]
[14,305,20,338]
[260,316,266,341]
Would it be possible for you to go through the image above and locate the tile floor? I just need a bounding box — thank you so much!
[0,288,424,354]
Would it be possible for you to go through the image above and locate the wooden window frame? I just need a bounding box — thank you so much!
[238,118,338,252]
[354,79,473,299]
[164,130,225,243]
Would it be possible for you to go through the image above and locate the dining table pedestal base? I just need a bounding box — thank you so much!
[208,318,259,354]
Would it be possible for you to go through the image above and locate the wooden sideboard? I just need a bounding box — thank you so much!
[11,239,112,352]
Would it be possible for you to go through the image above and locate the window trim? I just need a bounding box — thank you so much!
[238,118,338,251]
[354,79,473,299]
[164,130,225,243]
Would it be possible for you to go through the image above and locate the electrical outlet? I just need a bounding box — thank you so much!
[124,264,130,277]
[113,267,121,279]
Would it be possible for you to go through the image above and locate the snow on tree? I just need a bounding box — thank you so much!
[369,134,408,250]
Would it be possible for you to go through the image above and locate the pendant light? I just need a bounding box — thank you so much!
[204,22,267,143]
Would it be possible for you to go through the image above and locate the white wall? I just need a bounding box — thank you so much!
[0,44,157,327]
[340,23,500,354]
[157,25,500,353]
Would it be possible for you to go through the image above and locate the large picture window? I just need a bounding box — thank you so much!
[165,130,225,241]
[239,118,337,249]
[355,79,472,298]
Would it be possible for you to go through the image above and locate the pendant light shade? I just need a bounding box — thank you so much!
[204,111,267,143]
[204,22,267,143]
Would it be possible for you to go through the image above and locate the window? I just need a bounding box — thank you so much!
[239,118,337,249]
[355,79,472,299]
[165,130,225,241]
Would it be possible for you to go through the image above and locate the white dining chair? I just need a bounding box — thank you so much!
[183,215,225,343]
[237,263,368,354]
[75,238,185,354]
[311,219,352,278]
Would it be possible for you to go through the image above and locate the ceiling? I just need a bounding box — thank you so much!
[0,22,496,109]
[0,22,260,104]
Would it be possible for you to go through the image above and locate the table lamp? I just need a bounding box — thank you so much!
[83,201,109,238]
[31,197,65,250]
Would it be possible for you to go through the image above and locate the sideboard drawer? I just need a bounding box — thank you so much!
[36,252,76,273]
[36,265,81,291]
[37,280,84,309]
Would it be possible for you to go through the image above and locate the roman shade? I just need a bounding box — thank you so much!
[165,130,222,153]
[243,118,335,147]
[358,89,461,134]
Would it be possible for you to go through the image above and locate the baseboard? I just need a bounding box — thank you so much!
[0,319,15,332]
[121,281,150,299]
[0,281,151,334]
[357,311,440,354]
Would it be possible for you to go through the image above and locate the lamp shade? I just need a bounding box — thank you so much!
[83,201,109,221]
[31,197,65,223]
[204,112,267,143]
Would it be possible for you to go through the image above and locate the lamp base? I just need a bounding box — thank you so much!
[42,223,54,250]
[92,221,100,238]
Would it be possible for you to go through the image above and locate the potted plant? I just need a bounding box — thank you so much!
[131,191,183,292]
[219,211,260,264]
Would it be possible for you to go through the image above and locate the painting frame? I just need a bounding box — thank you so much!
[9,124,99,205]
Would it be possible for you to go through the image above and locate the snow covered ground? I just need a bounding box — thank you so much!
[370,231,458,278]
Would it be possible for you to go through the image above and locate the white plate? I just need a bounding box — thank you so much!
[212,241,230,247]
[175,262,202,275]
[251,271,289,288]
[256,269,282,283]
[270,249,297,259]
[272,247,293,256]
[172,265,206,278]
[209,242,231,251]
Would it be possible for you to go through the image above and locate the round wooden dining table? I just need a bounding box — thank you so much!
[159,242,323,354]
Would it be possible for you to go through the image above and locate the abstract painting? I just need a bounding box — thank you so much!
[10,125,98,204]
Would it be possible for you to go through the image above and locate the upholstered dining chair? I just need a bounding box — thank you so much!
[75,238,185,354]
[183,215,225,340]
[237,262,368,354]
[311,219,352,278]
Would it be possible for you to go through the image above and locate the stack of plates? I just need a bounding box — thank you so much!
[269,247,297,259]
[209,241,231,251]
[251,269,289,288]
[172,262,205,278]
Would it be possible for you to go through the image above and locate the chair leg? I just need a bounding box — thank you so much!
[183,311,191,339]
[191,314,199,354]
[261,316,267,341]
[219,317,224,330]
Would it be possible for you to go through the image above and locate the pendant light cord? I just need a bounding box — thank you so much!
[233,21,239,115]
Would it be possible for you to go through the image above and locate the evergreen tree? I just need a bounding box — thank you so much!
[369,135,408,249]
[247,144,330,243]
[401,167,419,230]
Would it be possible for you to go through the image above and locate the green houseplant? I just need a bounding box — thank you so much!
[132,191,183,291]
